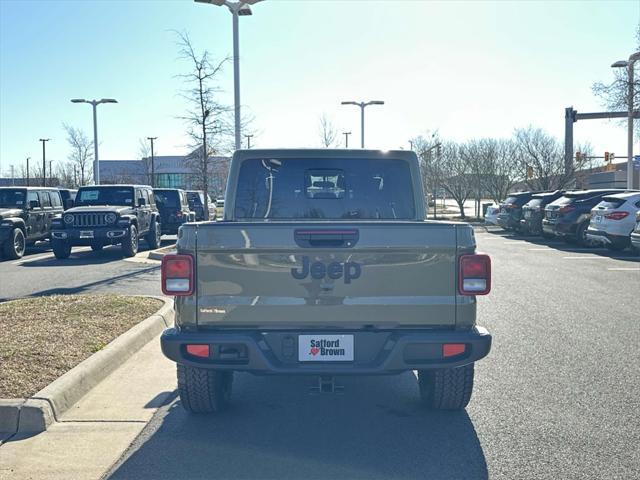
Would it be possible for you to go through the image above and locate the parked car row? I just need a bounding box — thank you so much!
[0,185,219,260]
[489,188,640,254]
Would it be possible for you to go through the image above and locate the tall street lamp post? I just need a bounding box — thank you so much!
[612,52,640,189]
[71,98,118,185]
[340,100,384,148]
[39,139,50,186]
[195,0,262,151]
[26,157,30,186]
[342,131,351,148]
[147,137,157,187]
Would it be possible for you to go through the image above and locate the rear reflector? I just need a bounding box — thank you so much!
[186,344,209,358]
[443,343,466,358]
[459,254,491,296]
[162,254,194,296]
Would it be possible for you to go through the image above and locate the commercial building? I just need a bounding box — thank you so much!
[99,154,230,196]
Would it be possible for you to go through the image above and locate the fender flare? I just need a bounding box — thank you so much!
[1,217,26,233]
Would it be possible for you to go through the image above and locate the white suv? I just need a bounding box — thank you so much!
[587,191,640,251]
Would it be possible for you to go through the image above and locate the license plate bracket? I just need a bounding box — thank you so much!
[80,230,94,239]
[298,334,354,362]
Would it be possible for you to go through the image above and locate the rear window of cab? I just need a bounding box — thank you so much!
[234,157,416,220]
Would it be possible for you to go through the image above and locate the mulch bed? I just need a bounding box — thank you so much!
[0,295,162,398]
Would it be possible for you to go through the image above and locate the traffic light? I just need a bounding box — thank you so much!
[604,152,610,163]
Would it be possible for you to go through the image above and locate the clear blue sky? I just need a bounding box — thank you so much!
[1,0,639,176]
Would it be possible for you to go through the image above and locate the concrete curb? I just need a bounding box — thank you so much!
[0,296,174,436]
[148,246,176,261]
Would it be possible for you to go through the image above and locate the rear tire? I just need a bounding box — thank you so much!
[418,363,474,410]
[145,220,161,249]
[122,224,138,257]
[177,365,233,413]
[3,228,26,260]
[574,221,593,247]
[52,239,71,259]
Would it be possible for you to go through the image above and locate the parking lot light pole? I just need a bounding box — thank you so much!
[340,100,384,148]
[343,131,351,148]
[26,157,30,186]
[39,139,49,186]
[612,52,640,189]
[147,137,157,187]
[71,98,118,185]
[195,0,262,151]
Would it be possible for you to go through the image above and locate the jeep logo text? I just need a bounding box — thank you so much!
[291,256,361,284]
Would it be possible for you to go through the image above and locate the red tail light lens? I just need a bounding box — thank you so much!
[459,254,491,295]
[161,254,194,296]
[604,211,629,220]
[186,344,210,358]
[558,205,575,214]
[443,343,466,358]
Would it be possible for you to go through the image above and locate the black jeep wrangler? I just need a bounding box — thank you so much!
[50,185,161,259]
[0,187,64,259]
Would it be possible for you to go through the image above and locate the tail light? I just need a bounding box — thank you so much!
[604,211,629,220]
[558,205,575,214]
[458,254,491,295]
[161,254,194,296]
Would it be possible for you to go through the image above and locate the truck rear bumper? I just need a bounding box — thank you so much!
[160,326,492,375]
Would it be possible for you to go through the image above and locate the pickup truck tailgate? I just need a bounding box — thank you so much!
[191,222,462,328]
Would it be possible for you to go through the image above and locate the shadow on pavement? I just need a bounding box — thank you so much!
[19,238,175,268]
[24,264,160,298]
[108,372,488,480]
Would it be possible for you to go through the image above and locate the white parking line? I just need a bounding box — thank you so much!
[607,267,640,271]
[562,256,626,260]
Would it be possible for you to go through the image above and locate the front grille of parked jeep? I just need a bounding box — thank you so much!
[72,213,108,227]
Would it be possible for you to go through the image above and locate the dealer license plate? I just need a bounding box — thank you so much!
[298,334,354,362]
[80,230,94,238]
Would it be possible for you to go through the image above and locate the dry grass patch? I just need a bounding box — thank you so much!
[0,295,162,398]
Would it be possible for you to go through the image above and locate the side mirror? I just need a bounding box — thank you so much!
[29,200,40,209]
[65,199,74,209]
[138,198,146,206]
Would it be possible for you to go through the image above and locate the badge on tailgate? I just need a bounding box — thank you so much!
[291,256,361,284]
[298,335,354,362]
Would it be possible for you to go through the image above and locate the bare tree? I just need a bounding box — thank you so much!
[63,123,93,186]
[55,162,75,188]
[514,126,587,191]
[175,31,230,220]
[592,27,640,135]
[138,139,154,186]
[318,114,338,148]
[412,134,443,219]
[440,142,473,218]
[482,139,520,204]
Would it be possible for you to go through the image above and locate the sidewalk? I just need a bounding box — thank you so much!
[0,333,175,480]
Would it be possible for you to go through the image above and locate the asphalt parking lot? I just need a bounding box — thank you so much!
[104,227,639,480]
[0,238,172,301]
